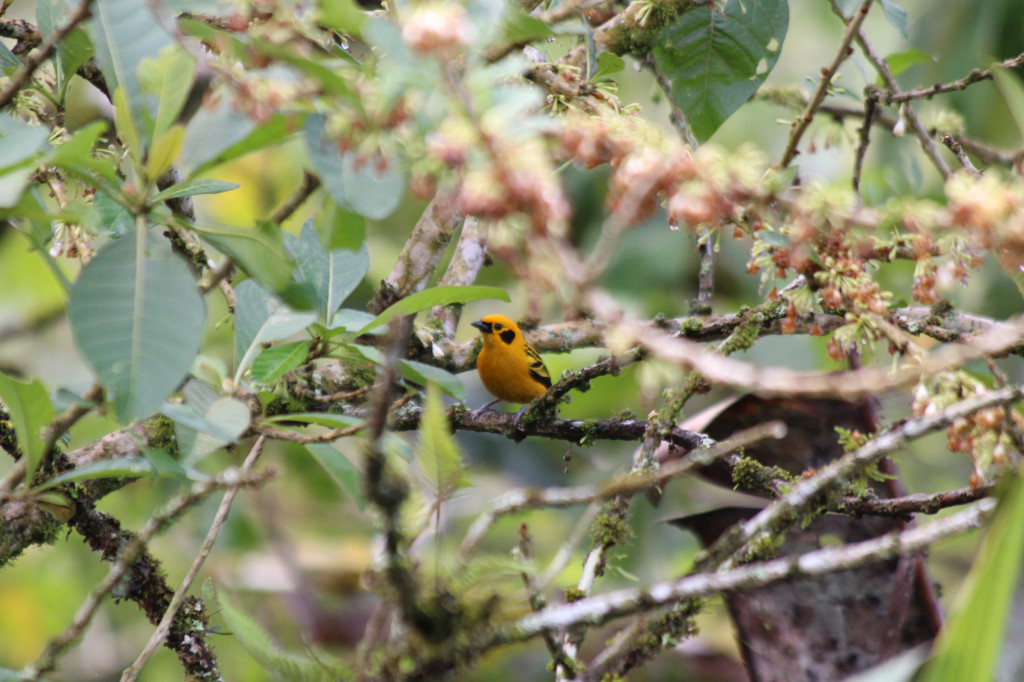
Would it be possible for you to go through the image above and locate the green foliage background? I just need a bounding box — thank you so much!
[1,0,1023,679]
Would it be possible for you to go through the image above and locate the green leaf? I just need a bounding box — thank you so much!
[113,87,142,162]
[171,395,251,461]
[0,113,50,207]
[262,412,361,428]
[47,120,119,188]
[318,0,367,35]
[304,114,404,220]
[250,341,310,384]
[305,442,366,507]
[322,203,366,252]
[37,1,94,100]
[593,51,625,81]
[90,0,173,134]
[357,285,510,335]
[183,105,294,175]
[34,456,155,490]
[503,6,555,44]
[653,0,789,141]
[284,221,370,325]
[218,591,350,682]
[145,123,185,179]
[234,280,317,383]
[151,179,241,203]
[993,68,1024,141]
[399,359,465,401]
[94,191,133,236]
[138,46,197,142]
[0,41,19,68]
[68,229,206,422]
[56,28,94,99]
[883,49,931,78]
[417,383,469,500]
[194,222,295,294]
[878,0,908,39]
[0,372,54,484]
[920,479,1024,682]
[162,402,241,444]
[327,308,381,334]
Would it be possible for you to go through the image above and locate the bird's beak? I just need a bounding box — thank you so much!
[471,320,492,334]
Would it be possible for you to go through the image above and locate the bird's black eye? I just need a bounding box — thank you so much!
[494,323,503,330]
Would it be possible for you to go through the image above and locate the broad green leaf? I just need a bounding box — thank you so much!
[399,359,465,401]
[151,179,241,203]
[253,39,356,101]
[47,120,119,188]
[0,41,19,68]
[218,591,350,682]
[0,113,50,170]
[323,204,366,251]
[284,221,369,325]
[318,0,367,35]
[90,0,173,133]
[234,280,317,383]
[884,49,931,78]
[138,46,197,141]
[262,413,361,428]
[56,28,94,99]
[183,105,293,175]
[417,383,469,500]
[304,113,404,220]
[250,341,310,384]
[161,402,241,444]
[593,51,625,81]
[305,442,366,507]
[94,191,133,236]
[145,124,185,179]
[920,480,1024,682]
[503,6,555,44]
[195,222,295,294]
[357,285,510,335]
[993,69,1024,141]
[34,456,155,490]
[141,446,191,480]
[0,114,49,207]
[68,229,206,422]
[0,372,54,484]
[653,0,789,141]
[113,87,142,162]
[172,396,251,461]
[878,0,908,39]
[37,1,94,99]
[37,0,68,84]
[327,309,381,335]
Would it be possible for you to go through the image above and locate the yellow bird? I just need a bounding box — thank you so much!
[471,314,552,415]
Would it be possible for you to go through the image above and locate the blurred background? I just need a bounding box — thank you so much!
[1,0,1023,679]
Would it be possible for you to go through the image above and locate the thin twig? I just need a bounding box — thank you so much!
[941,133,983,177]
[837,1,951,178]
[0,0,96,109]
[882,51,1024,104]
[852,91,877,204]
[777,0,874,168]
[710,385,1022,570]
[624,316,1024,399]
[119,437,269,682]
[21,469,270,680]
[270,170,322,225]
[492,497,995,643]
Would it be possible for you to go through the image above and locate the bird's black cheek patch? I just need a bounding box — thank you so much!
[499,329,517,345]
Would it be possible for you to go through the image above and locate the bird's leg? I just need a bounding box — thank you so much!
[510,401,537,432]
[470,398,500,420]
